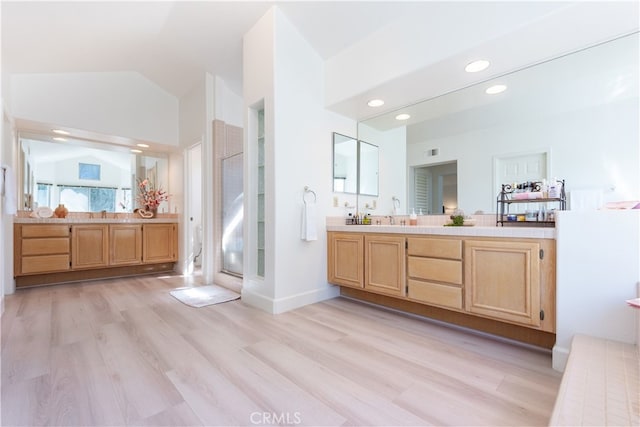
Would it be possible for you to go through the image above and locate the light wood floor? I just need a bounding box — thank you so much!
[1,273,562,426]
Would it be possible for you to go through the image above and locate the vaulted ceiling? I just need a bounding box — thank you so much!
[3,1,638,119]
[2,1,414,98]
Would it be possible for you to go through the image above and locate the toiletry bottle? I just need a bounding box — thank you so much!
[538,205,546,222]
[548,179,558,198]
[409,209,418,226]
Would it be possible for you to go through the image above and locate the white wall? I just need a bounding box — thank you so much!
[214,76,243,128]
[553,210,640,371]
[242,7,277,307]
[2,104,17,297]
[179,79,206,148]
[1,31,17,297]
[242,6,355,313]
[11,72,179,146]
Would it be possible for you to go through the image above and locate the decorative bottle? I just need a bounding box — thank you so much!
[54,204,69,218]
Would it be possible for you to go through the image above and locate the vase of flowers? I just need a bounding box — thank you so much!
[137,178,169,218]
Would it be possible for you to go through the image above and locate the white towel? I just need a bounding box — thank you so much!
[1,164,17,215]
[301,202,318,241]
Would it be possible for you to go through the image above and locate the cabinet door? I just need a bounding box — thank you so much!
[72,225,109,269]
[143,223,177,263]
[365,235,406,297]
[327,232,364,288]
[110,224,142,266]
[465,240,541,327]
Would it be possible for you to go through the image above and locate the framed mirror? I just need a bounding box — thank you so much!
[332,132,358,194]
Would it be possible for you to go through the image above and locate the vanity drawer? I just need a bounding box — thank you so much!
[21,225,70,238]
[408,256,462,285]
[408,279,463,310]
[22,238,70,255]
[21,255,70,274]
[407,237,462,259]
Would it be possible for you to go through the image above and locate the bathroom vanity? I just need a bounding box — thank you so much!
[327,224,556,348]
[14,218,178,287]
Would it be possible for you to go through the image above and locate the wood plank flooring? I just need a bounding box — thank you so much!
[1,273,562,426]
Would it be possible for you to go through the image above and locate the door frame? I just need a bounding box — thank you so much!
[184,141,203,275]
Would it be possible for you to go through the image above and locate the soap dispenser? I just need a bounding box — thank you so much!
[409,208,418,226]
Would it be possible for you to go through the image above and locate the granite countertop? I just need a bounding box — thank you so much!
[14,217,178,224]
[326,224,556,239]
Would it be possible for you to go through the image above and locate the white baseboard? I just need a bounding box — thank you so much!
[240,287,276,313]
[241,285,340,314]
[272,286,340,314]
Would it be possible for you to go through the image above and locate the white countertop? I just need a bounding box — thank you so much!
[326,224,556,239]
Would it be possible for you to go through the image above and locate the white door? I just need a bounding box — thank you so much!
[495,152,547,193]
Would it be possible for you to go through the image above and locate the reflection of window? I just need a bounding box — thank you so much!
[36,183,52,208]
[35,183,131,212]
[333,177,346,192]
[79,163,100,180]
[59,185,116,212]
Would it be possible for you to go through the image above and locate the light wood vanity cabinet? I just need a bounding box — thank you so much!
[14,222,178,287]
[71,224,109,269]
[327,232,364,289]
[465,239,553,330]
[328,231,556,335]
[365,235,406,297]
[15,225,71,275]
[407,237,463,310]
[110,224,143,266]
[142,223,178,263]
[327,232,405,295]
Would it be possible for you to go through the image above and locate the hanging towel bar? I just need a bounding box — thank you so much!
[303,186,317,204]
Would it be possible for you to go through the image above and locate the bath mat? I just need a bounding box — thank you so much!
[170,285,240,308]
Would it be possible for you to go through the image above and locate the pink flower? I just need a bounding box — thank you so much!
[136,178,170,210]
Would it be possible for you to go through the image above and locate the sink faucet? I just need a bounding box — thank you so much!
[386,215,395,225]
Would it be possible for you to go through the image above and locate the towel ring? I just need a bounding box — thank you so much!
[303,186,317,204]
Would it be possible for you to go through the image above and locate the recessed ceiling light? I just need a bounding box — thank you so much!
[486,84,507,95]
[52,129,70,135]
[465,59,490,73]
[136,143,149,148]
[130,149,143,154]
[395,113,411,121]
[367,99,385,107]
[52,137,67,142]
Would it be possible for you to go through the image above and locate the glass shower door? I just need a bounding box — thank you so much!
[221,152,243,276]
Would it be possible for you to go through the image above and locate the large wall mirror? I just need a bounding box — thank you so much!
[19,136,169,213]
[332,132,379,196]
[358,140,379,196]
[358,32,639,215]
